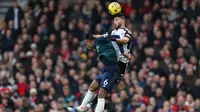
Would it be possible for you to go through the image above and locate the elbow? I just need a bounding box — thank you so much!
[121,38,130,44]
[122,40,129,44]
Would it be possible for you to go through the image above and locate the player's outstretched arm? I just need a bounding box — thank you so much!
[85,32,106,39]
[107,34,131,44]
[93,34,108,38]
[115,37,130,44]
[93,35,103,38]
[108,36,130,44]
[116,33,132,44]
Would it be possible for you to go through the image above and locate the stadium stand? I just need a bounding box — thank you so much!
[1,0,200,112]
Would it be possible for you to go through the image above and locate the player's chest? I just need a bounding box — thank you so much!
[111,30,126,38]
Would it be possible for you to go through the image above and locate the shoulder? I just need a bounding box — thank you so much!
[122,28,132,39]
[124,28,132,35]
[107,29,116,34]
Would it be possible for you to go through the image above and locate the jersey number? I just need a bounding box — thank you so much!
[96,45,99,53]
[103,79,108,87]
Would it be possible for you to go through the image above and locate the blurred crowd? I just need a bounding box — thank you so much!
[0,0,200,112]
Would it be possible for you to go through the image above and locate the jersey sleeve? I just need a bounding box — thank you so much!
[102,29,112,38]
[105,29,112,35]
[124,28,133,40]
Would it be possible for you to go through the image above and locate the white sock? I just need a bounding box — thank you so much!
[80,90,95,106]
[86,103,92,109]
[67,107,73,112]
[77,102,93,111]
[95,98,105,112]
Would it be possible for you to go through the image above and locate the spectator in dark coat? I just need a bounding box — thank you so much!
[159,77,169,99]
[155,88,166,110]
[191,79,200,99]
[5,0,24,30]
[176,75,187,92]
[2,30,14,51]
[167,74,177,99]
[183,66,196,88]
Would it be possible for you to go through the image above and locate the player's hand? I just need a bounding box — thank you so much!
[85,33,94,40]
[123,53,134,60]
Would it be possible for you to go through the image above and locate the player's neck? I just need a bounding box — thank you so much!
[119,25,125,29]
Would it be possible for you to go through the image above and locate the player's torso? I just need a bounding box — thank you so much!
[110,28,131,63]
[111,28,127,38]
[94,37,117,62]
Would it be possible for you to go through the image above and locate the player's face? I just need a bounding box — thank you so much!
[85,39,95,49]
[113,17,121,28]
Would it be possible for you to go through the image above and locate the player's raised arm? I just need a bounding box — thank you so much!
[93,33,109,38]
[93,35,103,38]
[115,36,130,44]
[108,32,131,44]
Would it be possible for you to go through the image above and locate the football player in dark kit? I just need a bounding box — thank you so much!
[68,33,121,112]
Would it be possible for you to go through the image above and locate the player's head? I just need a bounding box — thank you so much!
[85,39,95,50]
[113,13,126,28]
[85,33,95,49]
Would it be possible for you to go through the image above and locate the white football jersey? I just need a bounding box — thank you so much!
[107,28,132,63]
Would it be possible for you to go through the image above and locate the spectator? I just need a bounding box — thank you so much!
[29,88,38,107]
[17,75,29,96]
[2,30,14,51]
[195,99,200,111]
[159,77,168,98]
[176,75,187,92]
[167,73,177,99]
[0,88,14,110]
[191,79,200,99]
[5,0,24,30]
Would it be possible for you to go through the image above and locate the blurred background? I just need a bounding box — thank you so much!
[0,0,200,112]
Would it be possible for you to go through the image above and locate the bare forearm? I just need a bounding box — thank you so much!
[116,38,129,44]
[93,35,103,38]
[93,33,108,38]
